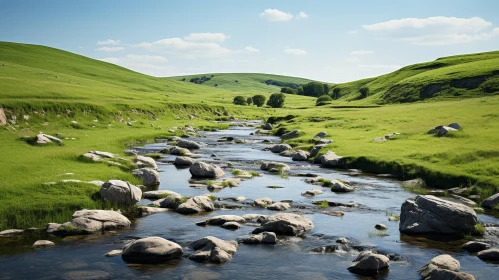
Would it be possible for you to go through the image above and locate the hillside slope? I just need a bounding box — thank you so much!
[332,51,499,104]
[169,73,315,93]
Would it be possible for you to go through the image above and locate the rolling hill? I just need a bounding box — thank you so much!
[169,73,315,93]
[331,50,499,104]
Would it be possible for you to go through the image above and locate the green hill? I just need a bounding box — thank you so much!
[169,73,315,93]
[331,51,499,104]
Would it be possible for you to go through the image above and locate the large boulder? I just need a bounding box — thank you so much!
[271,144,292,153]
[132,168,160,186]
[292,150,309,161]
[134,155,158,170]
[122,237,183,264]
[399,195,477,235]
[320,151,345,168]
[348,251,390,277]
[253,213,314,236]
[437,126,458,136]
[177,139,202,149]
[260,162,290,172]
[189,162,224,178]
[418,254,460,278]
[176,196,214,214]
[281,130,301,140]
[481,193,499,209]
[100,180,142,205]
[477,248,499,262]
[188,236,238,263]
[313,132,327,138]
[47,210,131,235]
[263,123,273,130]
[174,156,197,166]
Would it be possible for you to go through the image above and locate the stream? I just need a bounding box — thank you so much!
[0,121,498,279]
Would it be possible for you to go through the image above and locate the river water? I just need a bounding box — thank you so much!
[0,121,497,279]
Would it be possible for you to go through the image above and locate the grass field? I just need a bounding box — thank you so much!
[1,41,499,230]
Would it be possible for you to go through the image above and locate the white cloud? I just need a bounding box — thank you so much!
[345,56,362,63]
[138,37,236,59]
[260,9,294,22]
[284,48,307,55]
[95,46,125,52]
[244,46,260,53]
[125,54,168,62]
[296,11,308,19]
[100,57,120,63]
[184,33,230,43]
[97,39,121,45]
[363,16,498,45]
[350,50,374,55]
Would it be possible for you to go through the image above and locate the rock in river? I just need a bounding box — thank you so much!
[188,236,238,263]
[292,150,309,161]
[253,213,314,236]
[132,168,160,186]
[122,237,183,264]
[271,144,292,153]
[47,210,131,235]
[477,248,499,262]
[189,162,224,178]
[177,139,202,149]
[399,195,477,235]
[320,151,345,168]
[462,241,490,253]
[205,215,246,225]
[134,155,158,170]
[260,162,290,172]
[176,196,214,214]
[239,232,277,245]
[174,156,197,166]
[100,180,142,205]
[418,254,463,279]
[267,202,291,211]
[481,193,499,209]
[348,251,390,277]
[33,240,55,248]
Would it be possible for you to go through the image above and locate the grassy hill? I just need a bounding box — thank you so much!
[169,73,315,93]
[331,51,499,104]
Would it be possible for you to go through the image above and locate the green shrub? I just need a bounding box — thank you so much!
[267,93,286,108]
[359,87,370,98]
[252,95,266,107]
[233,96,247,105]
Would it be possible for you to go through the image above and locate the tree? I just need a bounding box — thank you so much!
[316,95,333,106]
[302,82,325,97]
[296,86,304,95]
[322,84,331,96]
[181,78,186,81]
[359,87,370,98]
[267,93,286,108]
[281,87,297,94]
[233,96,247,105]
[332,87,341,99]
[252,94,266,107]
[246,97,253,105]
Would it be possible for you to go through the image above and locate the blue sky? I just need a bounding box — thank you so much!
[1,0,498,82]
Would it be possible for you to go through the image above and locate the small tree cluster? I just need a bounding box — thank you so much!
[189,76,211,84]
[316,95,333,106]
[252,95,266,107]
[233,95,267,107]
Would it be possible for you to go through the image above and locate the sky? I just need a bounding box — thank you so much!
[1,0,498,82]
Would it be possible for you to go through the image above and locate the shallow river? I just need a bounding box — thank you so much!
[0,121,498,279]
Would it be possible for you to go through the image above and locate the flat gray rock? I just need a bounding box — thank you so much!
[122,237,183,264]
